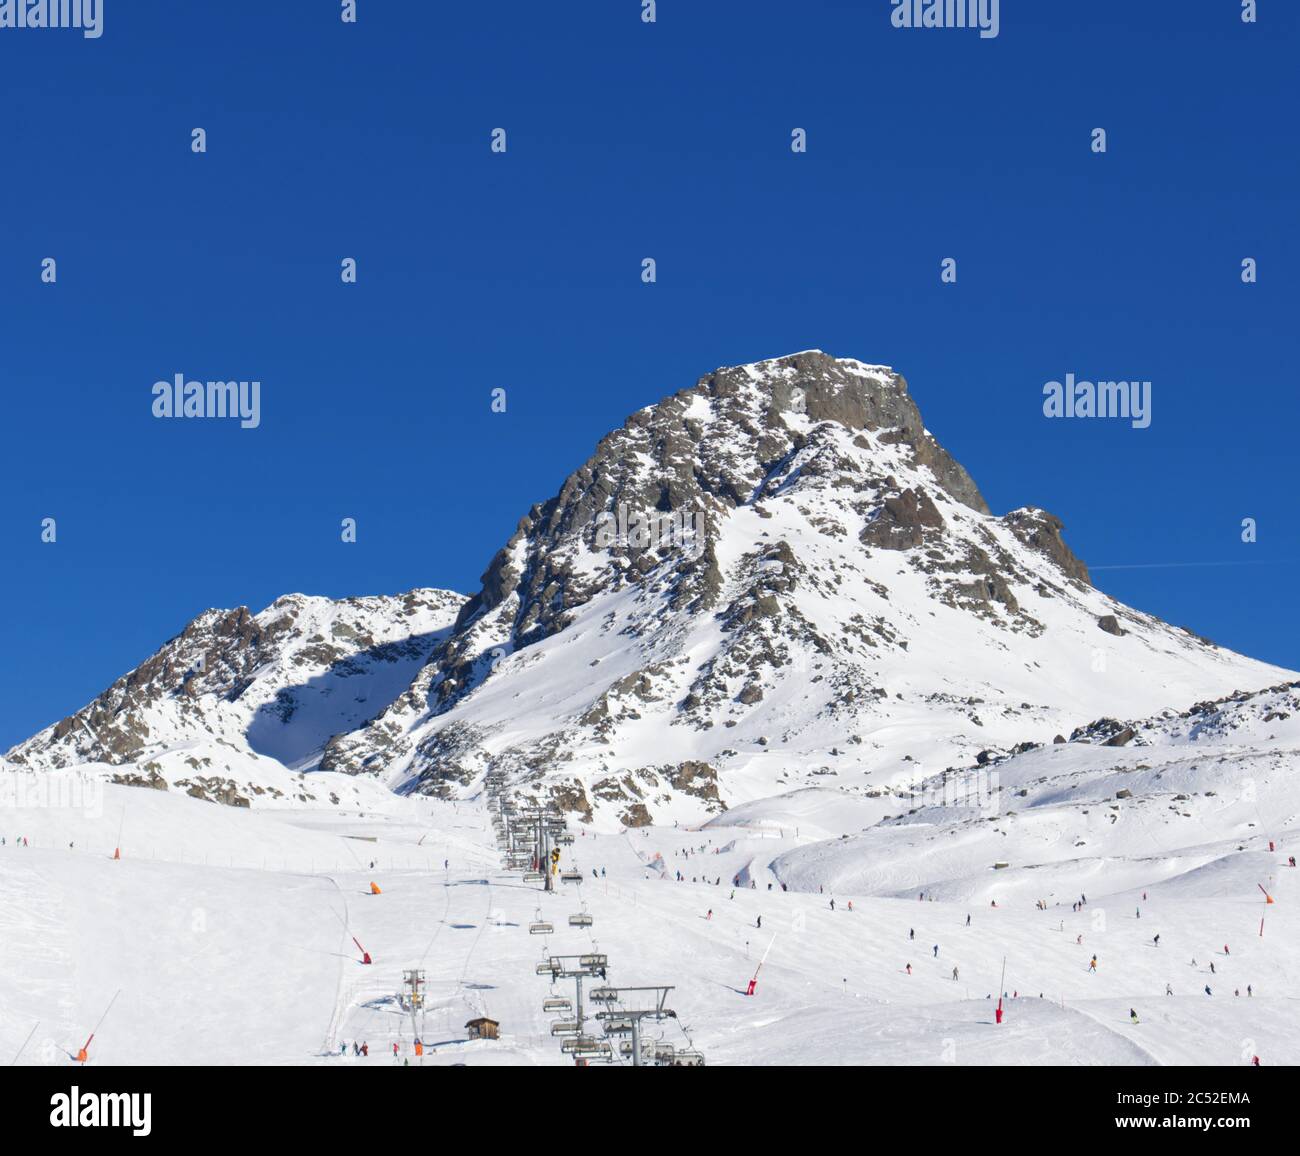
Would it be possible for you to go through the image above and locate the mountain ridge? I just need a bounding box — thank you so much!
[9,352,1292,826]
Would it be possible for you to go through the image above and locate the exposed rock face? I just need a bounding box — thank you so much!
[310,351,1284,825]
[860,486,945,550]
[1004,508,1091,587]
[10,351,1289,828]
[8,589,466,798]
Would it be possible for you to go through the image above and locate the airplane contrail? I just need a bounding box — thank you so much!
[1090,559,1295,572]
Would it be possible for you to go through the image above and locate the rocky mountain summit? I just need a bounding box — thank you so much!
[9,352,1290,825]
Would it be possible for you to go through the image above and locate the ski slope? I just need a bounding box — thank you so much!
[2,758,1296,1067]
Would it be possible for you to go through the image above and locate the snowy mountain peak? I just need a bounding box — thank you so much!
[310,353,1288,826]
[8,354,1292,827]
[7,588,466,792]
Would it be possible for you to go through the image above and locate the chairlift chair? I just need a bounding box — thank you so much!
[550,1020,581,1036]
[529,920,554,934]
[568,912,593,928]
[574,1035,613,1055]
[542,997,572,1013]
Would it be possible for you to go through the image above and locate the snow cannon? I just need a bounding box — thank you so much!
[352,936,373,965]
[112,848,121,861]
[370,882,382,895]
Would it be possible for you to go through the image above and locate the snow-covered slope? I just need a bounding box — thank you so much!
[762,678,1300,906]
[6,589,465,804]
[4,699,1296,1068]
[312,351,1290,827]
[8,352,1292,827]
[4,350,1295,1069]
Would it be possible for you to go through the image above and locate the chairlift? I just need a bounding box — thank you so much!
[599,1017,633,1035]
[588,986,618,1003]
[542,997,572,1013]
[578,954,608,970]
[550,1020,581,1036]
[522,872,545,883]
[568,912,593,928]
[529,920,554,935]
[536,961,559,976]
[574,1035,613,1055]
[560,870,583,884]
[670,1049,705,1067]
[561,1037,611,1057]
[554,832,575,845]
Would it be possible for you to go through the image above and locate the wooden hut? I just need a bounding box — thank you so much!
[465,1017,500,1041]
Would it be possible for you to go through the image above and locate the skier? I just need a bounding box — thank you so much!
[933,944,939,958]
[1088,955,1097,972]
[847,900,853,911]
[1247,984,1253,996]
[1252,1056,1261,1067]
[1136,907,1140,919]
[830,898,835,911]
[706,909,712,921]
[952,966,959,981]
[1153,934,1160,947]
[392,1042,399,1057]
[906,963,912,975]
[1130,1008,1139,1024]
[756,915,762,929]
[601,867,606,877]
[1165,983,1173,996]
[1204,985,1213,997]
[1210,961,1216,974]
[966,914,971,926]
[361,1042,369,1057]
[909,928,915,941]
[1224,944,1230,955]
[1290,856,1296,868]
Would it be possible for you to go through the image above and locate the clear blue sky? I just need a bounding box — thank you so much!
[2,0,1296,749]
